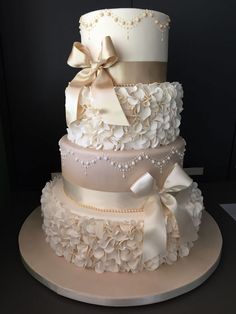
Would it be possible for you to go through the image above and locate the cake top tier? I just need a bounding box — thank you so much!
[79,8,170,62]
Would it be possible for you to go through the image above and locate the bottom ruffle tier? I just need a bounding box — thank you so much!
[41,176,204,273]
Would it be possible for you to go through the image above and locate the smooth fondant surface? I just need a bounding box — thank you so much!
[80,9,169,62]
[60,136,185,192]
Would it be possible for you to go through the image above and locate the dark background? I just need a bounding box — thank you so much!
[0,0,236,193]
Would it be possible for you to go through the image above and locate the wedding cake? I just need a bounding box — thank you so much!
[41,8,204,273]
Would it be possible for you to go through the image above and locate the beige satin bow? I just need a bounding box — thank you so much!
[65,36,129,127]
[130,163,198,261]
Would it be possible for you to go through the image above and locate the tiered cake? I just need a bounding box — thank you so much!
[41,8,204,273]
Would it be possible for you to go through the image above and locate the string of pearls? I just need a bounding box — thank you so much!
[79,9,171,40]
[60,146,185,179]
[65,190,144,213]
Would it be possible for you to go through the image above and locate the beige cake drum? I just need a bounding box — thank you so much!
[59,135,185,192]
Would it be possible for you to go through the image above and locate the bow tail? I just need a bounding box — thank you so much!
[91,69,129,126]
[66,36,130,127]
[143,193,167,262]
[65,82,84,126]
[161,193,198,245]
[174,203,198,244]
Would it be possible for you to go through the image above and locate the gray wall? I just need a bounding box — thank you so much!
[0,0,236,190]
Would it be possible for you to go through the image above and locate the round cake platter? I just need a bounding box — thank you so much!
[19,208,222,307]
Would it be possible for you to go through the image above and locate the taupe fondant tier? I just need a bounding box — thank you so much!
[59,135,185,192]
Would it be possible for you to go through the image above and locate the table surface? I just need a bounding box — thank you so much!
[1,181,236,314]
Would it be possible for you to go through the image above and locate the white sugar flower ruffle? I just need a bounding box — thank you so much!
[41,176,204,273]
[67,82,183,151]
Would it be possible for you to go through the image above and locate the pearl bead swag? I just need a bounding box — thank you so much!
[79,9,171,40]
[60,145,185,179]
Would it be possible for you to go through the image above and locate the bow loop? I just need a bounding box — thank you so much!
[99,36,118,67]
[67,42,91,68]
[130,172,155,197]
[130,163,197,262]
[65,36,129,127]
[162,163,193,193]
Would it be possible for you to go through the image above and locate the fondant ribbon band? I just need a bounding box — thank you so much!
[63,177,146,211]
[62,163,197,262]
[107,61,167,85]
[65,36,129,127]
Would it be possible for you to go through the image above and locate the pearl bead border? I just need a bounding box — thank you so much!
[79,9,170,40]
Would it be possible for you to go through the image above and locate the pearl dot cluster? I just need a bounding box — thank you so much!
[60,146,185,179]
[79,9,170,40]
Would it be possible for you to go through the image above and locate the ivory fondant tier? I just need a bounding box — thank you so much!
[65,8,172,128]
[67,82,183,150]
[60,135,185,192]
[80,8,170,62]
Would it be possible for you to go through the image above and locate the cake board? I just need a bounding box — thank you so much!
[18,208,222,307]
